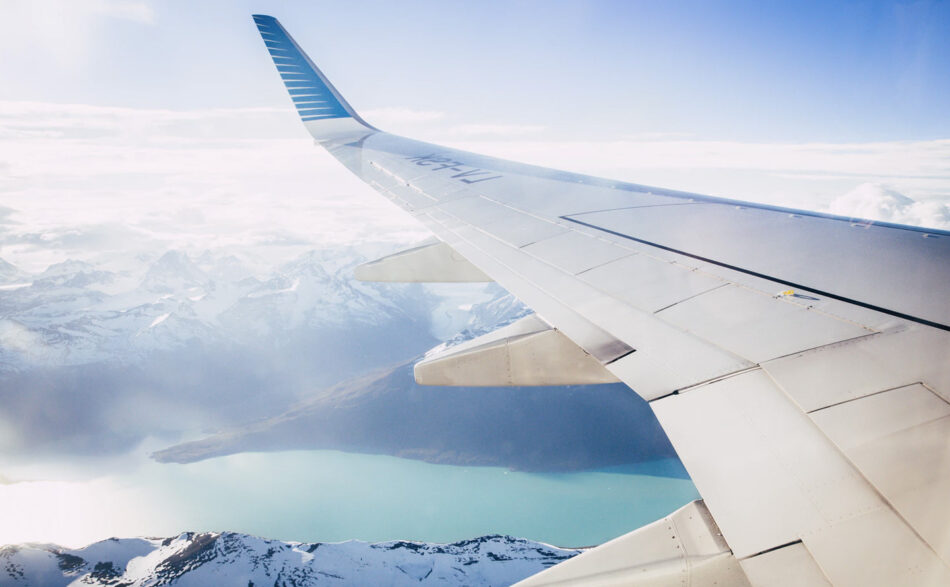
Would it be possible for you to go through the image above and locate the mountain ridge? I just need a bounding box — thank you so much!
[0,531,581,586]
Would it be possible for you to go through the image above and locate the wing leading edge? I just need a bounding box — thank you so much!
[252,15,950,586]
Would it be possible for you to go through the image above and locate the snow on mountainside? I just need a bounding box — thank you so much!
[0,532,580,586]
[0,258,30,286]
[0,247,437,372]
[428,287,531,356]
[0,244,529,457]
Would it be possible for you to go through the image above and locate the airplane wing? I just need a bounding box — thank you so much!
[252,15,950,586]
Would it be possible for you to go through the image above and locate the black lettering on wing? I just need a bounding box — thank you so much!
[452,169,503,184]
[460,175,503,184]
[431,160,465,171]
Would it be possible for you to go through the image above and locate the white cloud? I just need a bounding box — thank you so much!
[0,101,427,272]
[1,101,948,274]
[827,183,950,229]
[620,131,694,141]
[448,124,547,137]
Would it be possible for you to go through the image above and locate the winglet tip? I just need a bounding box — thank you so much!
[252,14,277,28]
[251,14,376,139]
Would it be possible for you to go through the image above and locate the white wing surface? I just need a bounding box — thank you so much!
[253,15,950,586]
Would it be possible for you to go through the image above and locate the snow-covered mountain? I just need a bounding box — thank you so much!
[428,287,532,355]
[0,247,439,371]
[0,532,580,586]
[0,258,29,285]
[0,247,531,457]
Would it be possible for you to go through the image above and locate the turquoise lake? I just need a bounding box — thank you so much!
[0,449,700,548]
[134,450,700,547]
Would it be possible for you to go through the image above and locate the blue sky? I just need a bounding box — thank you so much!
[2,0,948,141]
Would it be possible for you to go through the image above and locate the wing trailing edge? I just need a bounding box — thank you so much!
[514,500,751,586]
[415,314,623,386]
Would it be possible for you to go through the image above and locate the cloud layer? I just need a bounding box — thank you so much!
[0,102,429,273]
[0,100,947,278]
[828,183,950,228]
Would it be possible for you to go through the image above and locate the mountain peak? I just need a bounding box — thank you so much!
[39,259,96,278]
[0,257,27,285]
[141,251,209,293]
[33,259,113,289]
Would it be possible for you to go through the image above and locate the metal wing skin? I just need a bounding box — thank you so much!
[253,15,950,586]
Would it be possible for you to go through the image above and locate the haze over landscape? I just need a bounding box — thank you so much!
[1,1,949,585]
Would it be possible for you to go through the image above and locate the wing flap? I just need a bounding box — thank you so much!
[740,543,832,587]
[513,500,751,587]
[803,506,950,586]
[651,369,887,558]
[810,384,950,565]
[415,314,622,386]
[653,368,950,582]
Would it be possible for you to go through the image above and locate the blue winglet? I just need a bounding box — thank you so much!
[252,15,371,128]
